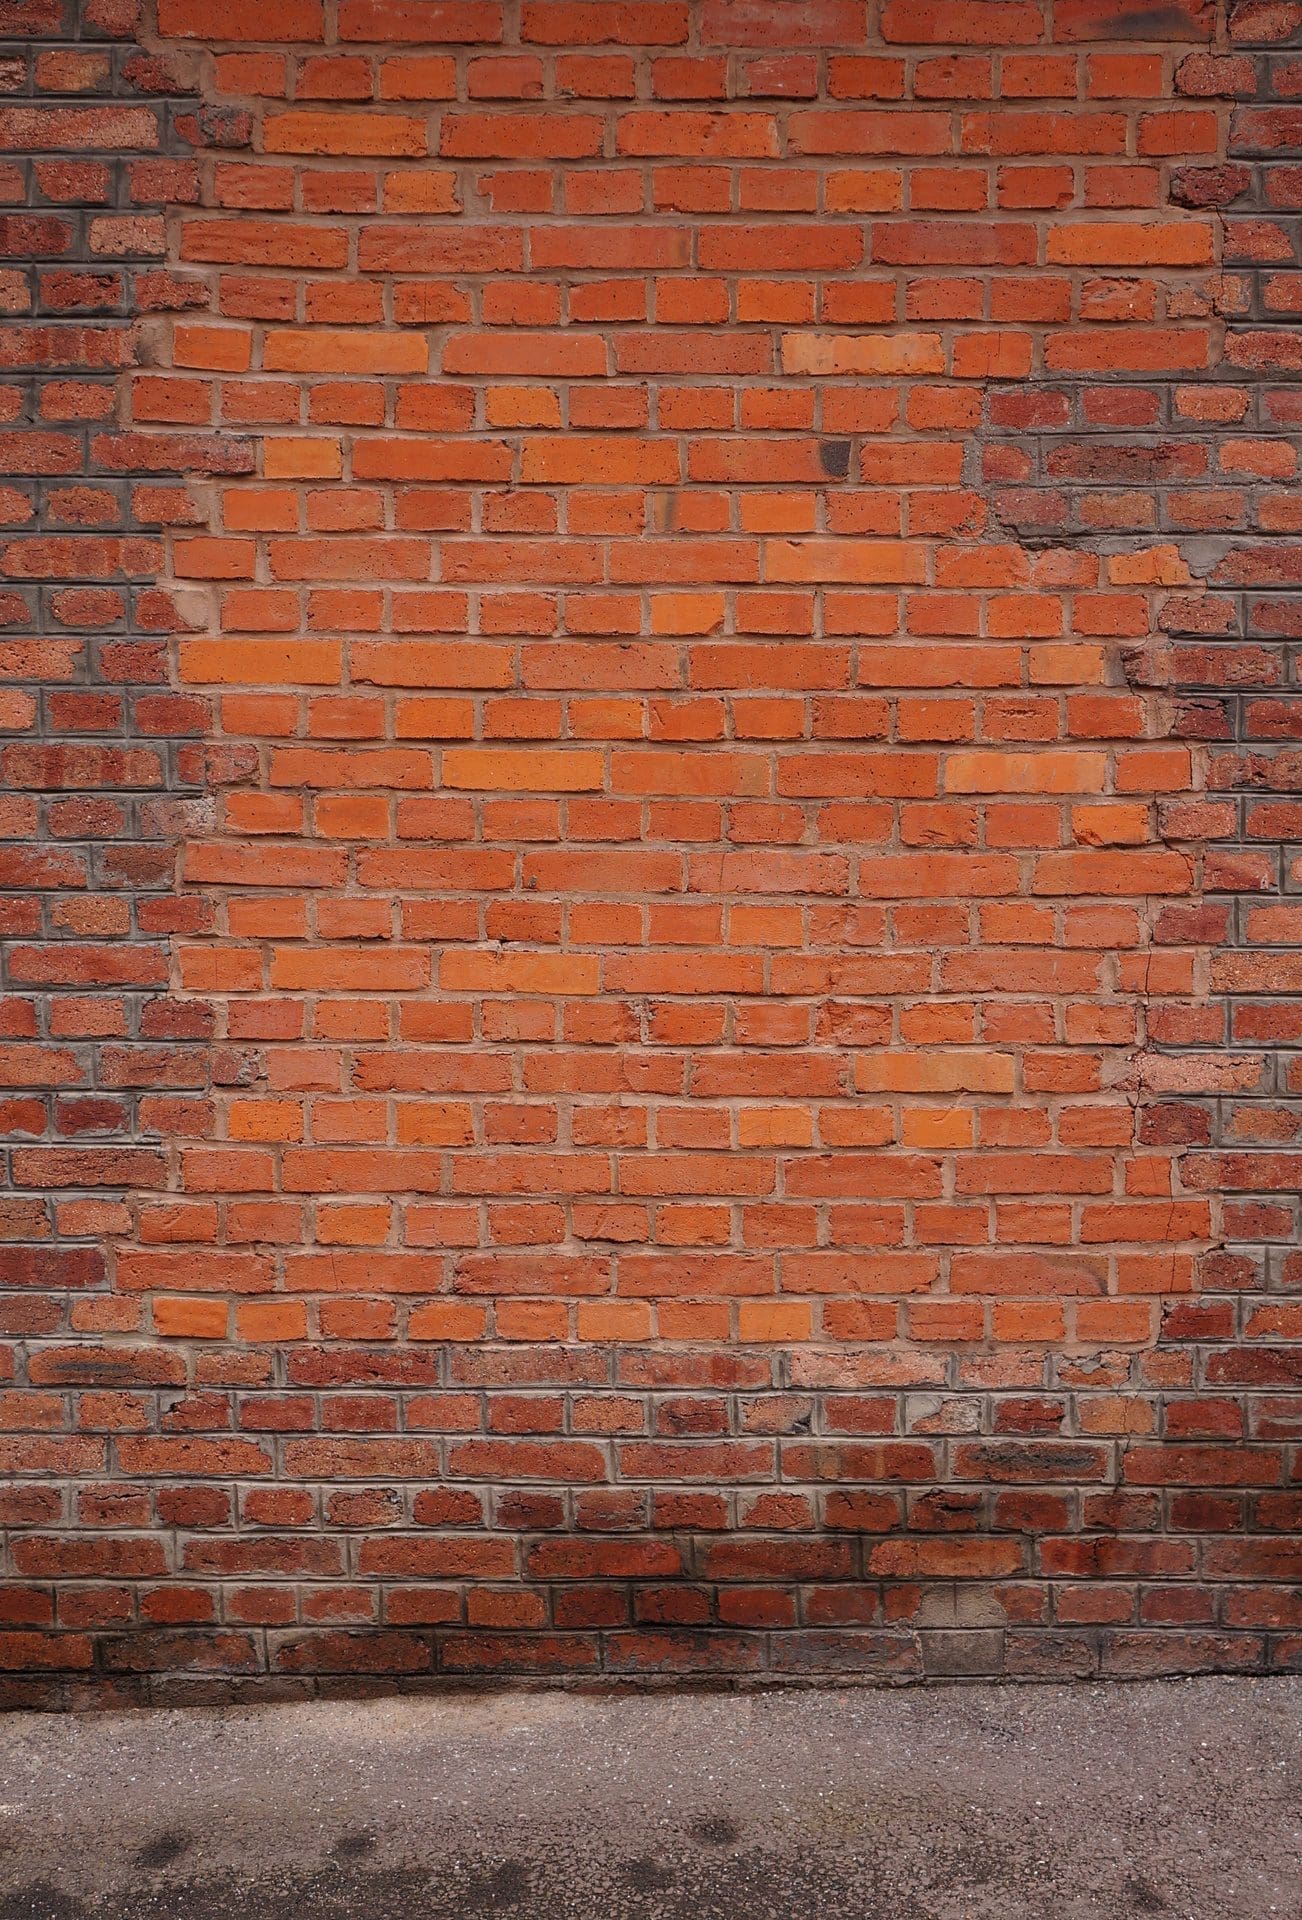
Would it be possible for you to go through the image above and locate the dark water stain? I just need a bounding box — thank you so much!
[622,1857,675,1892]
[332,1831,377,1861]
[459,1856,531,1912]
[134,1831,192,1872]
[687,1816,740,1847]
[0,1886,87,1920]
[1123,1876,1169,1913]
[0,1853,1192,1920]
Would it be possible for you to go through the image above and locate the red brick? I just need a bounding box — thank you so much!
[0,0,1291,1701]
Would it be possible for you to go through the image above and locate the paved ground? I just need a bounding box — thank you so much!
[0,1678,1297,1919]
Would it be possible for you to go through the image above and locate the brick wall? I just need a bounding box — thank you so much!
[0,0,1297,1705]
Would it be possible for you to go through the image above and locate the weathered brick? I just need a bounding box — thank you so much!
[0,0,1294,1704]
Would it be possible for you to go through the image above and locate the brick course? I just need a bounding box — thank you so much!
[0,0,1297,1704]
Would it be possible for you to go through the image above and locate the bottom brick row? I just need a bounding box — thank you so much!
[1,1621,1297,1713]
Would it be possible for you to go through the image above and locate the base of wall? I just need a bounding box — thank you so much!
[2,1624,1295,1713]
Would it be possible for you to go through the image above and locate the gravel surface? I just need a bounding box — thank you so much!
[0,1677,1298,1919]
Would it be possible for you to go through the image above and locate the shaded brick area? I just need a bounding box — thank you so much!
[1154,19,1302,1304]
[0,0,229,1688]
[0,0,1297,1704]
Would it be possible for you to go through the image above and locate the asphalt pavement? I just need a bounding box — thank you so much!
[0,1676,1298,1919]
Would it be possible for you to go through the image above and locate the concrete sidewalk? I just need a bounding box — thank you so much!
[0,1677,1297,1919]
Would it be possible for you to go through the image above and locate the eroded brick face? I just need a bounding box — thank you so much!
[0,0,1298,1703]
